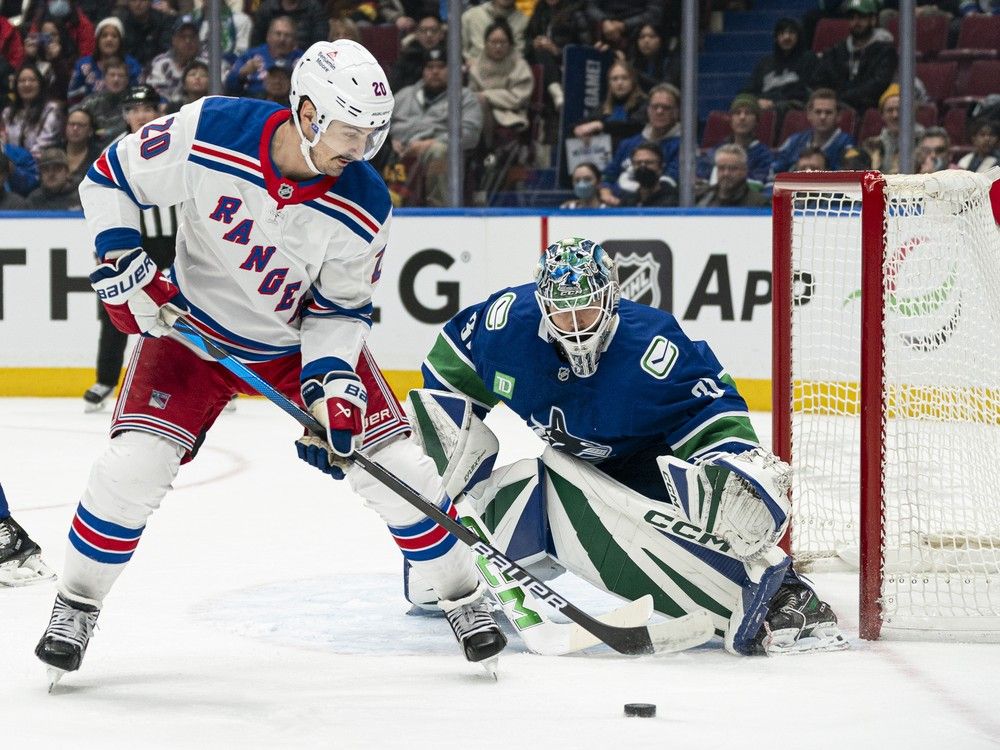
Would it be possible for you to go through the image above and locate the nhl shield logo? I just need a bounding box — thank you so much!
[615,252,662,308]
[277,183,294,200]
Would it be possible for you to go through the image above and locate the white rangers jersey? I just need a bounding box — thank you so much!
[79,95,393,381]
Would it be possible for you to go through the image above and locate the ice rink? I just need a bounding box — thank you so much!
[2,397,999,749]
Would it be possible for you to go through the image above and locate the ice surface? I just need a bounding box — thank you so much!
[2,399,999,749]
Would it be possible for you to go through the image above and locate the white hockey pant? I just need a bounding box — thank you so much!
[346,437,478,601]
[60,431,184,607]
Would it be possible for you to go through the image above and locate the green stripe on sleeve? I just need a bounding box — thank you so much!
[424,334,500,408]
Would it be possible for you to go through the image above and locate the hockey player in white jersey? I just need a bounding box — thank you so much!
[35,39,505,687]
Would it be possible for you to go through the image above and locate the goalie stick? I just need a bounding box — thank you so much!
[171,318,715,656]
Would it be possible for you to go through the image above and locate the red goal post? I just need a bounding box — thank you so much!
[771,169,1000,642]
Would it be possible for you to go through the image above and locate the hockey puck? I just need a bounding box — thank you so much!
[623,703,656,718]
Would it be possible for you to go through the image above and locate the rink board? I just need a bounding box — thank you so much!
[0,208,773,408]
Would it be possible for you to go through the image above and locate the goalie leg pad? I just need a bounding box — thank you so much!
[61,431,184,607]
[723,547,790,655]
[405,389,499,501]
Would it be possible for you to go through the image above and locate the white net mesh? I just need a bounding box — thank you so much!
[786,169,1000,640]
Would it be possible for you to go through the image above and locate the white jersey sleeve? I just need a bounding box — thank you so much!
[79,101,201,259]
[80,95,394,382]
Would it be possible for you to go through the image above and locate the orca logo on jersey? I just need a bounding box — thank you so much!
[529,406,612,462]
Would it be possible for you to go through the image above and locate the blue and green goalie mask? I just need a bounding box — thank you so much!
[534,237,620,378]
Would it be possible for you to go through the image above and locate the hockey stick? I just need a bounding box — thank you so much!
[172,319,715,656]
[456,500,657,656]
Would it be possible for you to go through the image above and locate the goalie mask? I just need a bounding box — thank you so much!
[535,237,620,378]
[289,39,394,173]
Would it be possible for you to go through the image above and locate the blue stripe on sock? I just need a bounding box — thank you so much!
[68,528,135,564]
[75,503,144,540]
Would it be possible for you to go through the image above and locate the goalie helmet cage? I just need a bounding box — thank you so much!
[771,169,1000,642]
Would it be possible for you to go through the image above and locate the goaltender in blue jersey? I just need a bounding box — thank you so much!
[402,237,849,656]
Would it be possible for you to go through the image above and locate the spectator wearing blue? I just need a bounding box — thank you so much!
[0,152,28,209]
[697,94,772,189]
[67,17,142,106]
[618,141,678,207]
[225,15,302,98]
[599,83,680,206]
[572,59,647,152]
[770,88,856,177]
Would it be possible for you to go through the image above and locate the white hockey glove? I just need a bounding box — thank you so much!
[658,448,791,561]
[89,248,186,337]
[296,371,367,479]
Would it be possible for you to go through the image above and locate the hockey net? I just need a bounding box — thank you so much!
[772,169,1000,641]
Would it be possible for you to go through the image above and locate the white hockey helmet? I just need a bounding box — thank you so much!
[535,237,620,378]
[289,39,394,165]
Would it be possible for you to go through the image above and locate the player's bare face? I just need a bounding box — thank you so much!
[310,120,375,176]
[125,104,159,134]
[549,306,601,335]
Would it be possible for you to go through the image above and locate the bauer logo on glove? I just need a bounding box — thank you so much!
[296,370,368,479]
[89,248,186,338]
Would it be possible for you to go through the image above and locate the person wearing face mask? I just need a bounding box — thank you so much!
[599,83,681,205]
[618,142,678,207]
[560,161,606,208]
[23,0,96,60]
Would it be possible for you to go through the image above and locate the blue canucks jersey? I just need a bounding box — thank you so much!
[422,284,759,466]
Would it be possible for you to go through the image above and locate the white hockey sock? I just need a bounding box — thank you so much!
[348,437,479,601]
[60,431,184,606]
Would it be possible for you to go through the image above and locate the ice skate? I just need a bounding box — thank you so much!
[36,594,100,690]
[753,582,848,655]
[82,383,114,413]
[0,516,55,587]
[441,586,507,677]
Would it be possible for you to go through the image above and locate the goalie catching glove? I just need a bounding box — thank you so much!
[296,371,367,479]
[658,447,791,561]
[89,248,186,337]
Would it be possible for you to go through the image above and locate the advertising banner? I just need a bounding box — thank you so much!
[0,211,775,408]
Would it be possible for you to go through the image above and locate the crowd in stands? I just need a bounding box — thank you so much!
[0,0,996,211]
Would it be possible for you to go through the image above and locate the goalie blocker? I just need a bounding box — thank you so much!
[404,389,847,656]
